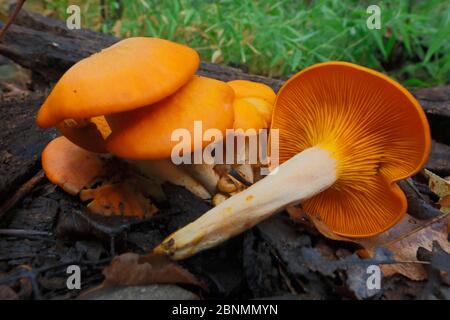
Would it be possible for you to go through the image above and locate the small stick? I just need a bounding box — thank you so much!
[0,170,45,220]
[0,0,26,41]
[0,228,52,237]
[405,177,427,202]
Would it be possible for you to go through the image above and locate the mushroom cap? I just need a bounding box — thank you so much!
[228,80,276,130]
[37,37,200,128]
[56,116,111,153]
[241,97,273,124]
[228,80,276,104]
[233,99,268,131]
[106,76,235,159]
[42,136,104,195]
[272,61,431,237]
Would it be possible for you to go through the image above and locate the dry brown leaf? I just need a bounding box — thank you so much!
[0,285,18,300]
[101,252,205,289]
[43,137,159,218]
[287,205,450,280]
[425,169,450,213]
[358,213,449,280]
[80,178,158,219]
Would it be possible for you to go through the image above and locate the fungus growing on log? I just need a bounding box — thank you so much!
[106,76,234,160]
[105,75,235,200]
[228,79,276,130]
[37,37,219,203]
[42,136,104,195]
[37,37,200,153]
[41,136,158,218]
[155,61,431,260]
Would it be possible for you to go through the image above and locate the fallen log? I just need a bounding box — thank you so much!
[0,9,448,301]
[0,9,283,90]
[0,9,448,208]
[1,10,448,141]
[0,93,55,208]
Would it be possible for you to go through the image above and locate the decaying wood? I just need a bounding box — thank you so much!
[0,9,283,90]
[0,9,449,208]
[1,10,448,142]
[0,93,56,207]
[0,170,45,220]
[0,9,448,301]
[0,0,25,40]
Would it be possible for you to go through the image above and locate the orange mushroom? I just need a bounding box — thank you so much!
[155,61,431,260]
[177,81,276,196]
[42,136,105,195]
[41,136,158,218]
[227,80,276,184]
[228,80,276,130]
[37,37,200,152]
[106,76,234,159]
[105,75,235,199]
[227,80,276,104]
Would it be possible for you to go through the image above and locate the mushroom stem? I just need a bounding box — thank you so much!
[154,146,337,259]
[180,163,220,195]
[127,159,211,200]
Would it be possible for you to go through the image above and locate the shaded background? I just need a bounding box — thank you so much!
[4,0,449,87]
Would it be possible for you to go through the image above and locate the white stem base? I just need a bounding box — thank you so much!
[128,159,212,200]
[154,146,337,259]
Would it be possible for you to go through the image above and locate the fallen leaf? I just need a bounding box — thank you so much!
[43,136,159,218]
[360,214,449,280]
[287,205,450,280]
[80,178,158,219]
[425,169,450,213]
[429,241,450,278]
[101,252,205,289]
[417,242,450,299]
[0,285,18,300]
[298,246,395,278]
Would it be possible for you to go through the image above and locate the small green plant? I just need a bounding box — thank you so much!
[38,0,449,87]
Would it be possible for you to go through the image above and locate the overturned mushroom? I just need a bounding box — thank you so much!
[155,62,431,259]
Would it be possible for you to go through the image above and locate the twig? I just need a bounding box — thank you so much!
[0,82,29,98]
[0,170,45,220]
[406,177,427,202]
[0,0,26,41]
[0,228,52,237]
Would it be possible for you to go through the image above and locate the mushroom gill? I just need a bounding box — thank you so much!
[155,61,431,260]
[273,62,430,236]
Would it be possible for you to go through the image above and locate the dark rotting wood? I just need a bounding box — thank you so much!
[0,0,26,40]
[0,228,52,237]
[1,10,448,142]
[0,170,45,220]
[0,93,56,207]
[0,8,448,301]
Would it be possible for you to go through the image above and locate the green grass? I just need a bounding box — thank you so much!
[32,0,450,86]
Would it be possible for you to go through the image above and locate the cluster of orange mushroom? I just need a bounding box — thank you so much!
[38,37,274,213]
[38,37,431,260]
